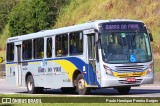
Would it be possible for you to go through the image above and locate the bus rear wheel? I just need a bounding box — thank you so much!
[116,87,131,94]
[76,74,91,95]
[27,75,43,94]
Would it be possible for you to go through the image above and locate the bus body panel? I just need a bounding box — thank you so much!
[18,56,98,88]
[6,64,17,86]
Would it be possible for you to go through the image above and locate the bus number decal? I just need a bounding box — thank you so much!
[22,67,28,70]
[83,66,86,71]
[63,78,71,82]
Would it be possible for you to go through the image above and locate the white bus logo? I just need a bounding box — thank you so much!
[2,98,12,103]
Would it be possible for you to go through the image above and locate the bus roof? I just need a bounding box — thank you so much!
[7,19,144,43]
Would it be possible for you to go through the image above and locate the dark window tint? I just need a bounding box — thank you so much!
[22,40,32,60]
[55,34,68,57]
[47,38,52,58]
[69,32,83,55]
[33,38,44,59]
[7,43,14,61]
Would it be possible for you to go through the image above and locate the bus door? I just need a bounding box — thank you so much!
[87,33,97,85]
[16,44,22,86]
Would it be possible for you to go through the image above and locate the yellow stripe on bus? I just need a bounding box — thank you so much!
[113,70,147,78]
[6,64,17,66]
[53,60,77,81]
[53,60,88,87]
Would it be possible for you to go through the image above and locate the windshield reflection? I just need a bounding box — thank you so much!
[101,32,152,63]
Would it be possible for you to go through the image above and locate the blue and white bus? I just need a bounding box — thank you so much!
[6,19,153,95]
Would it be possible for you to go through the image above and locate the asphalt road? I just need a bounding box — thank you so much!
[0,79,160,97]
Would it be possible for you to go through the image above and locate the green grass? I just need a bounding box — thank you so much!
[54,0,160,55]
[0,94,160,106]
[154,59,160,72]
[0,103,159,106]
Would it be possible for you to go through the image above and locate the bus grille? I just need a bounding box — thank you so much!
[115,65,145,73]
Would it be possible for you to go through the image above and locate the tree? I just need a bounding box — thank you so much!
[8,0,68,37]
[8,0,49,36]
[45,0,70,27]
[0,0,19,33]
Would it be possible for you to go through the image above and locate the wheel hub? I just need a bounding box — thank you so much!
[28,81,32,91]
[78,78,85,90]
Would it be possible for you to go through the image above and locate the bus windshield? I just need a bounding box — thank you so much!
[101,32,152,63]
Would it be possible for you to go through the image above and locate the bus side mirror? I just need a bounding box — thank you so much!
[149,33,153,42]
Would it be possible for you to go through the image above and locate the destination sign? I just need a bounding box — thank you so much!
[101,22,145,31]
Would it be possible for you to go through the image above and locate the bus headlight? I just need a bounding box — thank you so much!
[103,65,113,76]
[147,64,153,74]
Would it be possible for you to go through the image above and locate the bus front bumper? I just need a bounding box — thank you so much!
[100,76,154,88]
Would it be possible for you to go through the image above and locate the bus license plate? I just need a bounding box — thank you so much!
[127,78,136,82]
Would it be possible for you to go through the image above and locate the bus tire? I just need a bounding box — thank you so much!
[116,87,131,94]
[26,75,37,94]
[76,74,91,95]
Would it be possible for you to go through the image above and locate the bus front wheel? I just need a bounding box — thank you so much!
[76,74,91,95]
[116,87,131,94]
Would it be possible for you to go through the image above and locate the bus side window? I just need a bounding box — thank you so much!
[69,32,83,55]
[55,34,68,57]
[47,38,52,58]
[7,43,14,62]
[22,40,32,60]
[33,38,44,59]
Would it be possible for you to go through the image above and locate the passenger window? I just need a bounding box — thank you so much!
[22,40,32,60]
[7,43,14,61]
[69,32,83,55]
[47,38,52,58]
[33,38,44,59]
[55,34,68,57]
